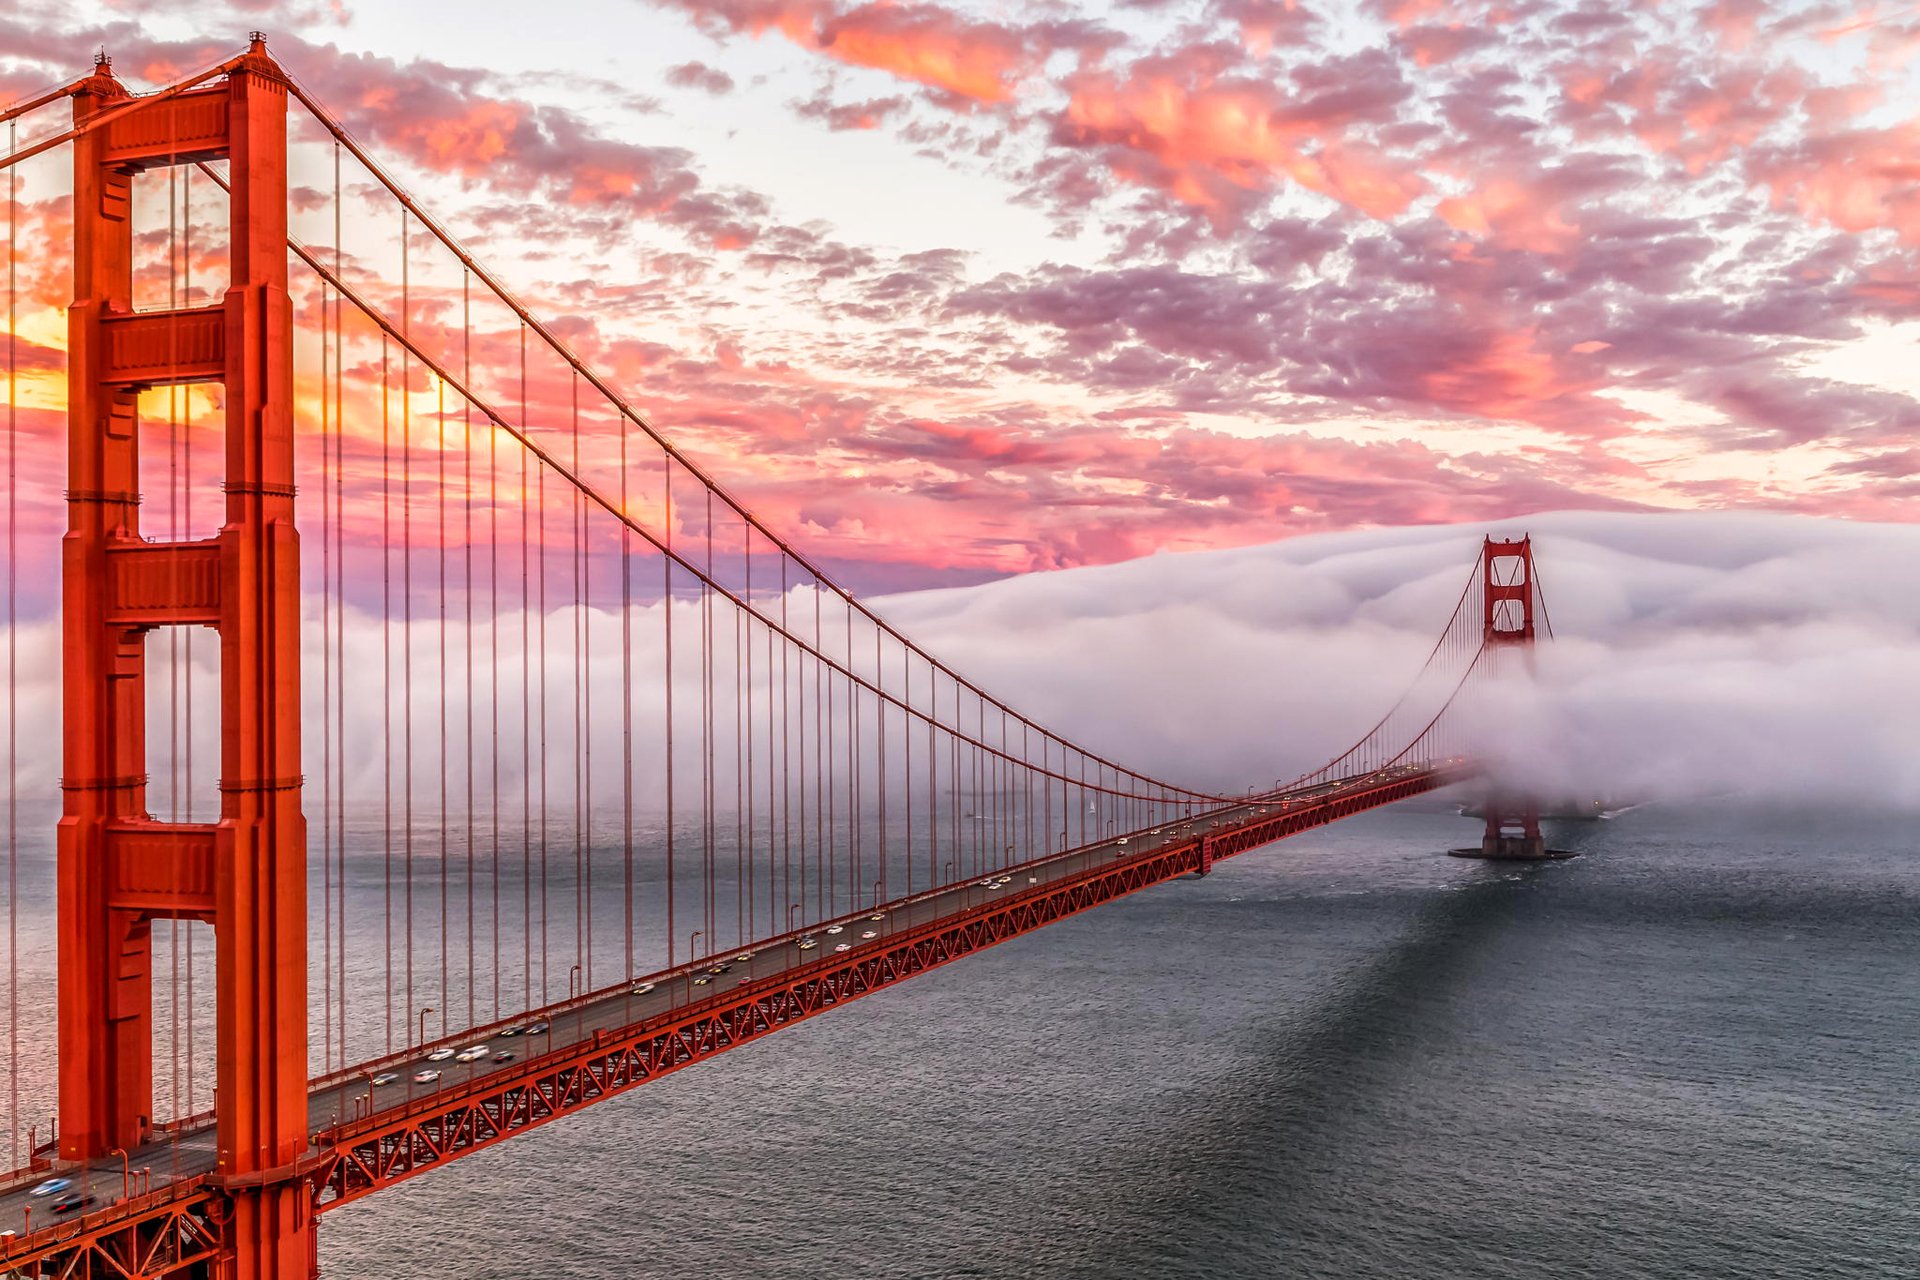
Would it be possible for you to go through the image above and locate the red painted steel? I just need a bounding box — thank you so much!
[0,1186,222,1279]
[58,38,313,1279]
[307,764,1464,1210]
[1479,537,1542,855]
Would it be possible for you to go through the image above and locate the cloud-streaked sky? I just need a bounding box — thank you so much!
[5,0,1919,590]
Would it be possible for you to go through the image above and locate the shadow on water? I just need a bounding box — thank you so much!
[1072,859,1560,1278]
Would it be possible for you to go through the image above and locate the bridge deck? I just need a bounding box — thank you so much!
[0,762,1464,1271]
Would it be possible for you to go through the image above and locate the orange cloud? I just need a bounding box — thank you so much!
[384,99,522,180]
[1435,178,1579,255]
[1059,65,1423,222]
[817,4,1030,103]
[658,0,1035,104]
[1754,121,1920,243]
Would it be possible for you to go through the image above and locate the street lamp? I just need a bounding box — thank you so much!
[872,880,883,909]
[569,963,582,1000]
[687,930,704,999]
[788,903,800,933]
[109,1147,128,1198]
[417,1006,434,1047]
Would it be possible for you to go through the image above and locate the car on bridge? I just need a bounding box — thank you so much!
[455,1045,489,1063]
[412,1069,440,1084]
[49,1189,95,1215]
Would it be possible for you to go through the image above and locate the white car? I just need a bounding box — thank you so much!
[426,1048,455,1062]
[371,1072,399,1086]
[825,925,844,935]
[28,1177,72,1199]
[1027,876,1038,884]
[630,982,656,996]
[455,1045,489,1063]
[412,1069,441,1084]
[1116,837,1129,846]
[798,939,818,951]
[860,930,878,940]
[834,943,851,952]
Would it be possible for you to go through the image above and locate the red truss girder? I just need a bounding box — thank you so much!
[308,763,1467,1209]
[0,764,1469,1271]
[0,1188,222,1279]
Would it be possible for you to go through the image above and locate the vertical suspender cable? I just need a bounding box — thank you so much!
[664,462,675,968]
[316,155,333,1073]
[486,277,502,1024]
[165,161,184,1112]
[520,325,532,1012]
[538,381,550,1005]
[463,272,475,1031]
[381,327,393,1053]
[5,116,16,1163]
[401,210,416,1041]
[437,370,449,1040]
[182,166,196,1110]
[331,143,347,1063]
[571,373,585,990]
[620,376,633,982]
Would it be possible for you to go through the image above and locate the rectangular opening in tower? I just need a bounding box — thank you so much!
[128,165,230,316]
[142,625,221,823]
[149,917,217,1128]
[136,385,225,544]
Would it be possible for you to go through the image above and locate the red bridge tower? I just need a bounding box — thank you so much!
[1478,536,1544,859]
[62,38,312,1277]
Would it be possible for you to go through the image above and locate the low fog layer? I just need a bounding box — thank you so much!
[1,510,1914,810]
[875,511,1920,806]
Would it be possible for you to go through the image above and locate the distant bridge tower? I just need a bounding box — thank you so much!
[62,37,312,1277]
[1478,536,1544,859]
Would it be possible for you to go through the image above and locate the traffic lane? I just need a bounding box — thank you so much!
[315,801,1265,1130]
[0,778,1415,1249]
[0,1131,216,1247]
[7,792,1313,1214]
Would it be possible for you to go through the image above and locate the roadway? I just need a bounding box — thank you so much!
[0,765,1440,1250]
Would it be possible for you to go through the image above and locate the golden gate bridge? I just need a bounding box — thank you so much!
[0,38,1551,1278]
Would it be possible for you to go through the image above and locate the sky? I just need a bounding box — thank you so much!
[6,0,1920,593]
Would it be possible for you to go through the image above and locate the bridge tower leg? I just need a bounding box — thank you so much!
[62,38,313,1278]
[1477,536,1543,859]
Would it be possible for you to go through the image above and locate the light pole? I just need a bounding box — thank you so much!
[109,1147,128,1198]
[687,930,704,999]
[417,1005,434,1048]
[788,903,800,933]
[872,879,883,909]
[569,962,582,1000]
